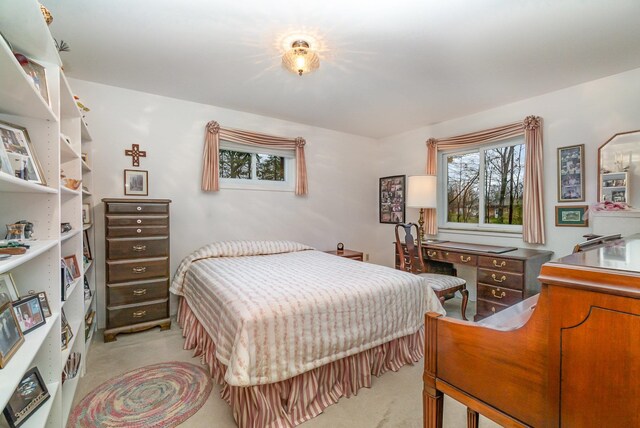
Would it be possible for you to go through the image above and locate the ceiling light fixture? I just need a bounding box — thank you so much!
[282,40,319,76]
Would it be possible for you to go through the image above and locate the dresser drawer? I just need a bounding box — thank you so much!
[108,279,169,306]
[478,256,524,273]
[478,268,524,290]
[107,237,169,259]
[107,257,169,283]
[477,283,523,306]
[476,298,509,319]
[442,251,478,266]
[107,225,169,238]
[106,215,169,227]
[106,202,169,214]
[107,299,169,328]
[423,248,447,262]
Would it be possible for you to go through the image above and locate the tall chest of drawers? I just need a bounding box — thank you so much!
[103,198,172,342]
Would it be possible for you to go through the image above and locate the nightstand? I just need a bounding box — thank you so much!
[324,249,364,261]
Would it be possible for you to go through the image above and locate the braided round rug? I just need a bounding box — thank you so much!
[68,362,212,428]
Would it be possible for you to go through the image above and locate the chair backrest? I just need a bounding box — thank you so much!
[395,223,427,273]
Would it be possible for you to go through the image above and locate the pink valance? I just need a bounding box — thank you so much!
[425,116,545,244]
[202,121,308,195]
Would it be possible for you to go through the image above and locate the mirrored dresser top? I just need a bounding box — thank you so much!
[553,234,640,274]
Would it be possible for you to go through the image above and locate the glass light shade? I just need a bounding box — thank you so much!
[282,40,320,76]
[406,175,437,208]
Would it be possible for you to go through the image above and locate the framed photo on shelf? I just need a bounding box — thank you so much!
[379,175,406,224]
[0,273,19,303]
[32,291,51,318]
[3,366,50,428]
[12,295,45,335]
[82,203,91,225]
[557,144,585,202]
[124,169,148,196]
[555,205,588,227]
[83,230,92,260]
[63,255,81,280]
[0,302,24,369]
[15,54,49,106]
[0,120,47,185]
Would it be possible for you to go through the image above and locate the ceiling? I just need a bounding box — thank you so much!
[42,0,640,138]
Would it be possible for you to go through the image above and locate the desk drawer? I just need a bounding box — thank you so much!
[107,237,168,259]
[107,257,168,283]
[107,225,168,238]
[476,298,509,319]
[478,256,524,273]
[108,279,169,306]
[477,283,523,306]
[106,215,168,227]
[108,299,168,328]
[478,268,524,290]
[106,202,169,214]
[442,251,477,266]
[424,248,447,262]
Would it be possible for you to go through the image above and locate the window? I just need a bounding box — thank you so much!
[440,137,525,230]
[219,141,294,191]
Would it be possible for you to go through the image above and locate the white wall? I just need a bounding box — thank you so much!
[70,78,379,328]
[373,67,640,270]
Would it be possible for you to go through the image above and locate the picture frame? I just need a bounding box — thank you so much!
[63,255,81,280]
[379,175,406,224]
[32,291,51,318]
[82,203,91,225]
[555,205,588,227]
[0,120,47,185]
[0,302,24,369]
[12,295,46,335]
[15,54,49,106]
[557,144,585,202]
[0,273,19,303]
[3,366,50,428]
[83,230,92,261]
[124,169,148,196]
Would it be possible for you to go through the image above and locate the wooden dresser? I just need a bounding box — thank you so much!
[324,249,364,261]
[395,241,552,320]
[103,198,171,342]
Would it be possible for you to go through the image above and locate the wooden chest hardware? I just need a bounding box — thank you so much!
[103,198,171,342]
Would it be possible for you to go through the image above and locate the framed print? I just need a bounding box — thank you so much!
[33,292,51,318]
[12,295,45,335]
[83,230,92,260]
[0,121,47,185]
[82,203,91,225]
[555,205,588,227]
[14,53,49,106]
[124,169,148,196]
[557,144,584,202]
[63,255,81,280]
[0,273,19,303]
[0,302,24,368]
[3,366,50,428]
[379,175,406,223]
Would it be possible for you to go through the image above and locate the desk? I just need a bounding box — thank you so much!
[394,241,552,320]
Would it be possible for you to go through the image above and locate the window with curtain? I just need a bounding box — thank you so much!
[440,136,525,230]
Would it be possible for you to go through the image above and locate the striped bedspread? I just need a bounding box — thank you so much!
[170,240,444,387]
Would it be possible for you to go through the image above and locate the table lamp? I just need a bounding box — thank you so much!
[406,175,437,242]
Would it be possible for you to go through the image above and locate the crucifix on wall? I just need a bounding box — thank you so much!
[125,144,147,167]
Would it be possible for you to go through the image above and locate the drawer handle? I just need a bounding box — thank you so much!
[427,250,437,257]
[492,259,506,268]
[132,267,147,274]
[132,288,147,296]
[491,307,496,313]
[132,310,146,318]
[137,219,142,224]
[132,245,147,252]
[136,228,142,234]
[491,289,506,299]
[460,255,471,263]
[136,206,142,211]
[492,273,507,283]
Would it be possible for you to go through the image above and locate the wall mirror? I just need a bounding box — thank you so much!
[598,130,640,206]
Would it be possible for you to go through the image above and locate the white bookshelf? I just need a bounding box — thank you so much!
[0,2,96,426]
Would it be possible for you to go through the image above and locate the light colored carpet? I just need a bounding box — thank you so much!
[74,298,500,427]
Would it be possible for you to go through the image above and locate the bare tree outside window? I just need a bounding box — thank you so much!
[256,154,285,181]
[447,153,480,223]
[220,149,251,179]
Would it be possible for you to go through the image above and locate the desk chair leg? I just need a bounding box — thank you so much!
[460,288,469,321]
[467,408,479,428]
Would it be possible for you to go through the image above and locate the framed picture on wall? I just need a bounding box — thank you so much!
[557,144,585,202]
[124,169,148,196]
[555,205,588,227]
[379,175,406,224]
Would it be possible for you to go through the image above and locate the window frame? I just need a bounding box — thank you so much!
[218,140,295,192]
[438,136,525,233]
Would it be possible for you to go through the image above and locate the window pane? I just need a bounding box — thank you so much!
[256,154,285,181]
[447,153,480,223]
[220,149,251,179]
[484,144,525,225]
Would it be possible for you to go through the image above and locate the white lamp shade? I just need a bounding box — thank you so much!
[406,175,437,208]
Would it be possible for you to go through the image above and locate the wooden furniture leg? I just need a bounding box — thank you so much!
[460,288,469,321]
[467,408,479,428]
[423,388,443,428]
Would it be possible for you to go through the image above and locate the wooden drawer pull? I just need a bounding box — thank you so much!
[460,255,471,263]
[427,250,437,257]
[491,289,506,299]
[492,259,506,268]
[132,267,147,274]
[137,219,142,224]
[492,273,507,283]
[132,310,146,318]
[132,245,147,252]
[132,288,147,296]
[136,206,142,211]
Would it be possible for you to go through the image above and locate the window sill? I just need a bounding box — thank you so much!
[219,182,294,192]
[438,227,523,239]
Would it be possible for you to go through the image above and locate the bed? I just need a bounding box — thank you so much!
[170,240,444,427]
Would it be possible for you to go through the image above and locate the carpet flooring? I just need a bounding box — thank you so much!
[74,298,500,427]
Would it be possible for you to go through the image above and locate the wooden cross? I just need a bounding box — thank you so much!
[125,144,146,167]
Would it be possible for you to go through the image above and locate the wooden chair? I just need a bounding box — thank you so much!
[395,223,469,320]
